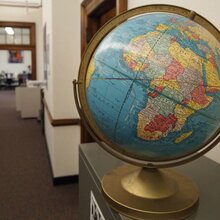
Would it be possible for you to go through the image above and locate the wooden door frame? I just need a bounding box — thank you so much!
[0,21,36,80]
[80,0,127,143]
[81,0,127,56]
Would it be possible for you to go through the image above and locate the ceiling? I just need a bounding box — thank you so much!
[0,0,42,7]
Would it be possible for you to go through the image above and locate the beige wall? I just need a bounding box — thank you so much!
[128,0,220,164]
[0,6,43,80]
[43,0,80,177]
[52,0,80,119]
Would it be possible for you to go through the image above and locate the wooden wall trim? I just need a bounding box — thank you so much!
[116,0,127,15]
[43,99,80,127]
[0,21,35,28]
[81,0,127,56]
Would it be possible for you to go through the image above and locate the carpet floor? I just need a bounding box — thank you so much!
[0,90,79,220]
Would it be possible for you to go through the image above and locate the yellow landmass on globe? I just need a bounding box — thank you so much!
[175,131,193,143]
[156,24,169,31]
[123,34,154,72]
[169,42,203,72]
[205,60,220,92]
[138,130,163,141]
[187,96,213,110]
[173,105,194,131]
[151,77,179,91]
[86,58,95,88]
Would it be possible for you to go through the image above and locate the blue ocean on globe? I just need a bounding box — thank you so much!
[85,13,220,161]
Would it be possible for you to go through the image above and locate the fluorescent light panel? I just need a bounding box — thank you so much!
[5,27,14,35]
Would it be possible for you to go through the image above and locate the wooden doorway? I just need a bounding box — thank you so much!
[81,0,127,143]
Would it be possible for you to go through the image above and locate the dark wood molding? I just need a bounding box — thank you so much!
[53,175,79,185]
[43,99,80,127]
[81,5,87,56]
[0,21,36,80]
[51,118,81,127]
[0,21,35,28]
[0,45,35,50]
[84,0,104,15]
[81,0,128,56]
[116,0,127,14]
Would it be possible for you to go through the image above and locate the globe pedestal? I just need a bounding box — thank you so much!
[102,164,199,220]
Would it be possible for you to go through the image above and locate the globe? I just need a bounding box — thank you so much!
[76,5,220,219]
[78,5,220,166]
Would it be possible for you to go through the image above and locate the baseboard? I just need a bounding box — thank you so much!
[53,175,79,186]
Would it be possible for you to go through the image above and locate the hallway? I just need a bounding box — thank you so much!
[0,90,78,220]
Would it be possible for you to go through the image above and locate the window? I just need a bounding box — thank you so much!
[0,27,31,45]
[0,22,36,79]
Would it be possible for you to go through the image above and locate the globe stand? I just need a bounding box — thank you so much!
[102,164,199,220]
[73,80,200,219]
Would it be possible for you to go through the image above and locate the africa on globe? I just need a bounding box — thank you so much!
[78,6,220,164]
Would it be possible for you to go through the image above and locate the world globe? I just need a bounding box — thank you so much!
[77,5,220,166]
[75,5,220,220]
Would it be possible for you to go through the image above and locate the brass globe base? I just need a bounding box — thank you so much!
[102,164,199,220]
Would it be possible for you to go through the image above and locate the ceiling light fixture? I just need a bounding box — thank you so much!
[5,27,14,35]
